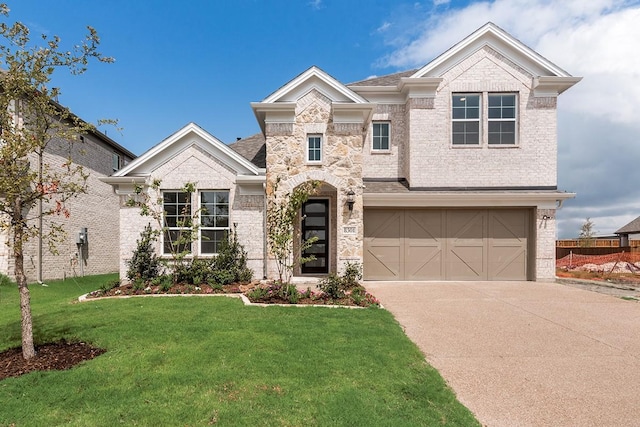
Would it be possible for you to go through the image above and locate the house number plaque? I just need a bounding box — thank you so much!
[343,226,357,235]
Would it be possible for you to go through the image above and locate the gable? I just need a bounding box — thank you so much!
[153,145,237,190]
[349,23,580,101]
[413,22,570,79]
[252,66,375,134]
[442,46,531,91]
[112,122,262,178]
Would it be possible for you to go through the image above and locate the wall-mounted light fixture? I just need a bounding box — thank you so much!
[542,215,551,221]
[346,189,355,211]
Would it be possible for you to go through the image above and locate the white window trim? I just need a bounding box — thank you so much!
[306,134,323,164]
[487,93,518,147]
[371,121,391,153]
[451,92,519,148]
[451,93,481,146]
[161,190,192,256]
[198,190,231,256]
[112,152,121,172]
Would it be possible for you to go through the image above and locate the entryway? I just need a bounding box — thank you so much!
[301,200,329,274]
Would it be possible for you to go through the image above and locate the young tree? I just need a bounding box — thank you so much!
[266,178,320,283]
[578,217,596,247]
[0,5,114,359]
[127,179,202,284]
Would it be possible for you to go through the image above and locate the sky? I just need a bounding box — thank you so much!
[4,0,640,239]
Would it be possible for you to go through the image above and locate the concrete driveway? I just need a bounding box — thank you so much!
[364,281,640,427]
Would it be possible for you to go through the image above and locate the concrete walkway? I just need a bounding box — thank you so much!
[364,281,640,427]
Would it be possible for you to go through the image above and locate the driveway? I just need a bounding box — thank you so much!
[364,281,640,427]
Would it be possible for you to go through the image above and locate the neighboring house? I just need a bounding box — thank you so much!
[615,216,640,247]
[105,22,579,282]
[0,117,136,282]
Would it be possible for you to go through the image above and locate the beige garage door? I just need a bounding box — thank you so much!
[364,209,531,281]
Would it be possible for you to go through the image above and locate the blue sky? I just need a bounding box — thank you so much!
[5,0,640,238]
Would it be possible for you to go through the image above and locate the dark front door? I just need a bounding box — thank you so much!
[301,200,329,274]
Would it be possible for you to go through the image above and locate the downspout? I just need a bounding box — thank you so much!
[262,182,267,280]
[37,149,43,284]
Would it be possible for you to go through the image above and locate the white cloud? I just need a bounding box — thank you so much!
[376,0,640,238]
[377,22,392,33]
[309,0,323,10]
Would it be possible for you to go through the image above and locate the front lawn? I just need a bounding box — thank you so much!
[0,274,478,426]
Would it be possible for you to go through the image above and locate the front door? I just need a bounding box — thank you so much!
[301,200,329,274]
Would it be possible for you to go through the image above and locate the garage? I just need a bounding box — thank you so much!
[364,208,532,281]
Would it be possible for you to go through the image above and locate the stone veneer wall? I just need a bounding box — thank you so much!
[264,89,365,278]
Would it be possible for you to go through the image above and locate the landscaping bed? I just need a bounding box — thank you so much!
[84,280,380,308]
[1,340,105,381]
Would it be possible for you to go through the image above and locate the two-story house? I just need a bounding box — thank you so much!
[0,115,136,282]
[106,23,579,282]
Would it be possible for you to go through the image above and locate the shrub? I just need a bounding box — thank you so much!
[318,273,345,299]
[318,263,363,299]
[213,227,253,283]
[126,224,160,282]
[246,286,270,301]
[99,279,120,293]
[342,262,363,289]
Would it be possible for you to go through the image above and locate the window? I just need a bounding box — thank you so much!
[112,152,121,171]
[452,93,517,146]
[163,191,191,255]
[200,191,230,254]
[372,122,390,151]
[452,94,480,145]
[307,135,322,163]
[488,94,516,145]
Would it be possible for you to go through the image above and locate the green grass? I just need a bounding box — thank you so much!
[0,274,479,426]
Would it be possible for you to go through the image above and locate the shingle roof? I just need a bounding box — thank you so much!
[363,178,410,193]
[348,69,419,87]
[228,133,266,168]
[615,216,640,234]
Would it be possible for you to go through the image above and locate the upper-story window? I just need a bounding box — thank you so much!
[488,94,516,145]
[200,191,230,255]
[452,94,480,145]
[307,135,322,163]
[452,93,517,146]
[372,122,390,151]
[112,152,121,171]
[162,191,191,255]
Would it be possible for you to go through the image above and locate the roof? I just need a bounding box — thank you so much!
[228,133,266,168]
[348,69,419,87]
[615,216,640,234]
[349,22,580,97]
[111,122,262,178]
[48,99,136,160]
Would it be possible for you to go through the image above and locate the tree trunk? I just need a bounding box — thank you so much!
[13,198,36,360]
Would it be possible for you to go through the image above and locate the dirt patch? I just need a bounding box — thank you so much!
[0,340,106,381]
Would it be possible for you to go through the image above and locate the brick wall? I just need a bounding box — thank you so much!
[362,104,407,179]
[407,46,558,189]
[2,133,129,282]
[117,145,265,281]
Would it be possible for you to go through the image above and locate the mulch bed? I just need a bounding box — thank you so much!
[86,282,253,298]
[0,340,106,381]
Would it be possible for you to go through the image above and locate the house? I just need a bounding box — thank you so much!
[615,216,640,247]
[0,118,136,282]
[104,22,579,282]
